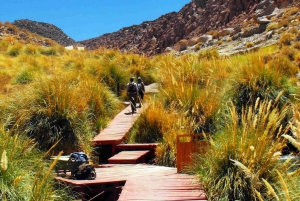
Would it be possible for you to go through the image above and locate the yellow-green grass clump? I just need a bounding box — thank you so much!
[128,101,195,167]
[245,42,255,48]
[5,73,121,155]
[279,32,296,47]
[266,22,279,31]
[190,98,298,200]
[198,48,219,60]
[0,125,75,200]
[226,51,298,115]
[6,44,23,57]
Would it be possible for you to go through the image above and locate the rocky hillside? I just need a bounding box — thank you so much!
[12,19,75,46]
[79,0,298,56]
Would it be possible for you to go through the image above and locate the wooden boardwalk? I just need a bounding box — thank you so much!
[56,164,207,200]
[91,104,148,157]
[55,103,207,200]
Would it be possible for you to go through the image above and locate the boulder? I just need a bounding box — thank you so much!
[187,37,201,46]
[265,30,274,40]
[198,35,213,43]
[253,16,271,24]
[164,47,174,53]
[178,39,188,51]
[232,32,242,40]
[255,0,277,17]
[217,28,235,37]
[241,24,268,38]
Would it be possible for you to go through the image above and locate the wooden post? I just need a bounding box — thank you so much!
[176,134,210,173]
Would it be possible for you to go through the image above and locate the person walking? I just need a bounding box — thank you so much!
[137,77,145,108]
[127,77,138,114]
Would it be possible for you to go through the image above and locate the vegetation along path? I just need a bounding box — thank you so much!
[56,103,207,200]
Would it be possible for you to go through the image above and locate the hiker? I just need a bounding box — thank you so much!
[127,77,138,114]
[137,77,145,108]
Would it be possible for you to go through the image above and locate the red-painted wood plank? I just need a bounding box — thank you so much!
[108,150,150,164]
[91,104,148,145]
[116,143,159,150]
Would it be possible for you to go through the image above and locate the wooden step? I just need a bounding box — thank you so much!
[116,143,159,151]
[116,143,159,163]
[108,150,150,164]
[116,143,158,156]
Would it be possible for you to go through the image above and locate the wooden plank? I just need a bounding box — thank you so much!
[108,150,150,164]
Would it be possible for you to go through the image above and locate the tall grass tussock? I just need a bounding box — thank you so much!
[190,98,297,200]
[0,124,75,200]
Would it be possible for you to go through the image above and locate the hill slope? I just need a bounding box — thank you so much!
[12,19,75,46]
[79,0,298,56]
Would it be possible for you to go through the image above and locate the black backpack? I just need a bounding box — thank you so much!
[73,164,97,180]
[128,82,137,93]
[137,82,144,92]
[68,152,89,163]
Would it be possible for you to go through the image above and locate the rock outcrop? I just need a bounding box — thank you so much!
[12,19,75,46]
[79,0,297,56]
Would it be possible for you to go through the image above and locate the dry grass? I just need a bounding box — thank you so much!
[0,124,74,200]
[4,22,19,33]
[266,22,279,31]
[206,29,218,39]
[279,33,296,47]
[283,106,300,151]
[6,73,121,155]
[278,19,290,28]
[194,42,202,51]
[245,42,255,48]
[190,98,292,200]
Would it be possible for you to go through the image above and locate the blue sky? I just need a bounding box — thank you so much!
[1,0,190,41]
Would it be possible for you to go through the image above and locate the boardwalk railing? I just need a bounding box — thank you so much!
[177,134,210,172]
